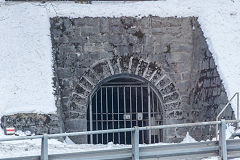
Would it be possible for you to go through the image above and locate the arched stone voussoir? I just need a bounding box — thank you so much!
[78,77,94,93]
[137,60,149,77]
[118,56,131,73]
[160,83,176,95]
[109,57,120,74]
[144,62,159,81]
[91,60,112,80]
[129,57,140,74]
[75,55,181,107]
[83,69,101,86]
[155,75,171,90]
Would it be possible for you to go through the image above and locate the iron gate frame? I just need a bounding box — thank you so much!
[87,73,165,144]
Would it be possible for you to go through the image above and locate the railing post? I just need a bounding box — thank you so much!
[132,126,139,160]
[216,92,239,140]
[41,134,48,160]
[219,119,227,160]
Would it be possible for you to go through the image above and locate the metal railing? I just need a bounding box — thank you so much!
[216,92,239,140]
[1,119,240,160]
[5,0,161,2]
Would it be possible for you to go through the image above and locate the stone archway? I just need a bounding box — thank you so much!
[64,56,181,143]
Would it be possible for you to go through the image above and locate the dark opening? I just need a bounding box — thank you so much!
[87,76,163,144]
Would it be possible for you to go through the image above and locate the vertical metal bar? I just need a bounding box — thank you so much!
[41,134,48,160]
[112,87,114,144]
[141,87,144,144]
[130,87,132,141]
[124,87,126,144]
[219,119,227,160]
[106,87,108,143]
[117,87,120,144]
[157,99,160,142]
[135,87,138,143]
[151,90,155,144]
[89,96,93,144]
[95,92,98,144]
[148,85,152,144]
[135,87,138,124]
[132,126,139,160]
[101,87,103,144]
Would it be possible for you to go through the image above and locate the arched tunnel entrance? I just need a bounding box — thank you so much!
[87,74,164,144]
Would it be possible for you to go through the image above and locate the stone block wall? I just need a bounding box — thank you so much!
[1,113,62,135]
[49,16,234,143]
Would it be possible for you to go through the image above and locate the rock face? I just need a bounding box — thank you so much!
[1,16,234,143]
[1,113,61,135]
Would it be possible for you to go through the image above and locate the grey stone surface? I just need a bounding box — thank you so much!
[1,113,61,135]
[49,16,234,143]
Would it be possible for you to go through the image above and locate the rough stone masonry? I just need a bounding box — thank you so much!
[1,16,234,143]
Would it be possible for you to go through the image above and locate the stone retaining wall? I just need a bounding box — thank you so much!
[1,113,61,135]
[49,16,234,143]
[0,16,234,143]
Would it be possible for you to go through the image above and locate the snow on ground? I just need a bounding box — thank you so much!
[0,128,207,159]
[0,138,130,158]
[0,0,240,116]
[0,128,239,159]
[0,127,131,158]
[0,126,173,158]
[180,132,197,143]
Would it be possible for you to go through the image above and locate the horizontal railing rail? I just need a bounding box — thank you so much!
[1,120,238,141]
[1,119,240,160]
[4,0,163,2]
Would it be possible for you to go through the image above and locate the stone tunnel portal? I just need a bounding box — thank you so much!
[87,74,164,144]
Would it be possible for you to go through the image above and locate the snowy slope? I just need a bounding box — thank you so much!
[0,0,239,116]
[0,3,56,115]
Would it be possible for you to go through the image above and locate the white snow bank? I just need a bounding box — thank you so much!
[0,3,56,115]
[0,138,130,158]
[0,0,239,116]
[180,132,197,143]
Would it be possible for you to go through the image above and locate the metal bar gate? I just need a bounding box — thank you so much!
[87,81,163,144]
